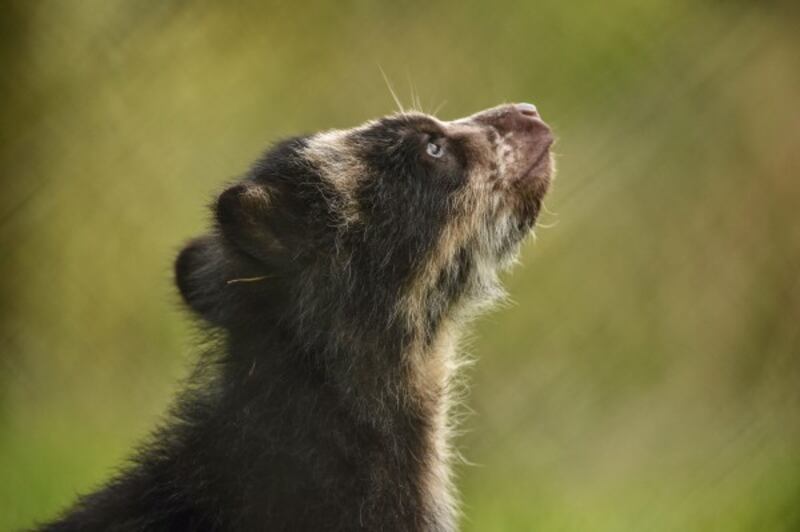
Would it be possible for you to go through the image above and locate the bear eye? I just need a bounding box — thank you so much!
[426,141,444,158]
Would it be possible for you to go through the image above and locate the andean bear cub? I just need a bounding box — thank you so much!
[35,103,555,532]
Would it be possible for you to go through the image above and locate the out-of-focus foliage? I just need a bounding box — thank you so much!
[1,1,798,530]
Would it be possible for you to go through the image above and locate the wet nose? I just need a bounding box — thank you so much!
[470,103,548,135]
[515,102,539,118]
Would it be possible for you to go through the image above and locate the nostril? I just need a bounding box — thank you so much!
[516,102,539,118]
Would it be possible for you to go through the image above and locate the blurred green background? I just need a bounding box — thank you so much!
[2,1,799,530]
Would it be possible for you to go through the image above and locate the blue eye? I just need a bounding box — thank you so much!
[426,141,444,158]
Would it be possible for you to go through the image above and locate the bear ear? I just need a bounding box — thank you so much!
[215,182,287,265]
[175,234,277,327]
[175,182,295,326]
[175,235,228,325]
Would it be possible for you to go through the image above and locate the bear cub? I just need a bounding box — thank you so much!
[35,103,554,532]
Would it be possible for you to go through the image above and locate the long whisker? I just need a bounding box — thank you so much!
[406,71,422,112]
[541,202,559,217]
[378,65,404,114]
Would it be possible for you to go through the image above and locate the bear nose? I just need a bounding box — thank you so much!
[516,102,539,118]
[468,102,549,136]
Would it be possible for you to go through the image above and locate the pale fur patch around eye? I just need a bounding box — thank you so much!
[302,129,367,225]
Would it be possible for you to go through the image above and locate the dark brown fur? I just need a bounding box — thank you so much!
[33,104,554,532]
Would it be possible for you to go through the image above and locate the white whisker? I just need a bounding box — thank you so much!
[378,65,405,113]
